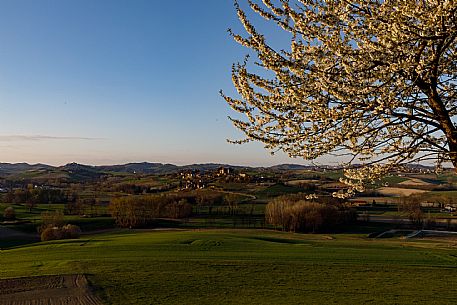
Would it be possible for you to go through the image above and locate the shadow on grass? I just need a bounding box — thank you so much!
[249,236,306,244]
[333,222,396,234]
[0,237,112,250]
[0,237,39,249]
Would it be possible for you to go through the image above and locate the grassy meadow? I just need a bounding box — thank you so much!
[1,229,456,304]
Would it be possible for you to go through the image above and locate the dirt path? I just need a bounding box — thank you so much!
[0,274,104,305]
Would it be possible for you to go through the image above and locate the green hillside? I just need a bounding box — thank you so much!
[1,230,456,304]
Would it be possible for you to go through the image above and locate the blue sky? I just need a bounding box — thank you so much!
[0,0,313,166]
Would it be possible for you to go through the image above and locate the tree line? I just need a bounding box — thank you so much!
[265,194,357,233]
[1,188,69,206]
[110,194,193,228]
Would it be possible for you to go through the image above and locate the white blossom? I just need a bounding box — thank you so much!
[223,0,457,195]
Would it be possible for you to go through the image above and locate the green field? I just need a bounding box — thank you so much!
[1,229,456,304]
[255,183,304,199]
[0,203,114,233]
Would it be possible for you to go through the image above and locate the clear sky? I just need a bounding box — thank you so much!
[0,0,313,166]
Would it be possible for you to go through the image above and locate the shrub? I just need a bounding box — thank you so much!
[62,224,82,239]
[40,224,81,241]
[3,206,16,220]
[41,227,63,241]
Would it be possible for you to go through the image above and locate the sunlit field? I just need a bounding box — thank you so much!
[1,229,456,304]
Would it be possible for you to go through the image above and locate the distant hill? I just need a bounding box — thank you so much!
[0,161,449,187]
[0,161,333,184]
[179,163,250,172]
[97,162,180,174]
[268,164,314,171]
[97,162,252,174]
[60,163,104,181]
[0,162,319,175]
[0,163,103,183]
[0,163,54,176]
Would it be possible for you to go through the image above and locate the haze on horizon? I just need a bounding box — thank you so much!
[0,0,322,167]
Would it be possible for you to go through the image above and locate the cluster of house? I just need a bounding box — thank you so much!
[179,170,206,190]
[178,167,249,190]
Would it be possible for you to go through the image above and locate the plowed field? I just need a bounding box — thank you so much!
[0,274,103,305]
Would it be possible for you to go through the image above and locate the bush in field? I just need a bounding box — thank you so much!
[41,227,63,241]
[40,224,81,241]
[62,224,82,239]
[265,197,356,233]
[3,206,16,220]
[38,210,81,241]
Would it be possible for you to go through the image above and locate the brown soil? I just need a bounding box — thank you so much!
[377,187,428,196]
[0,274,104,305]
[398,178,432,186]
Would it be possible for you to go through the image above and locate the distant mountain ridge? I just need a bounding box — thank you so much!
[0,161,439,180]
[98,162,256,174]
[0,163,54,175]
[97,162,179,174]
[0,162,314,176]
